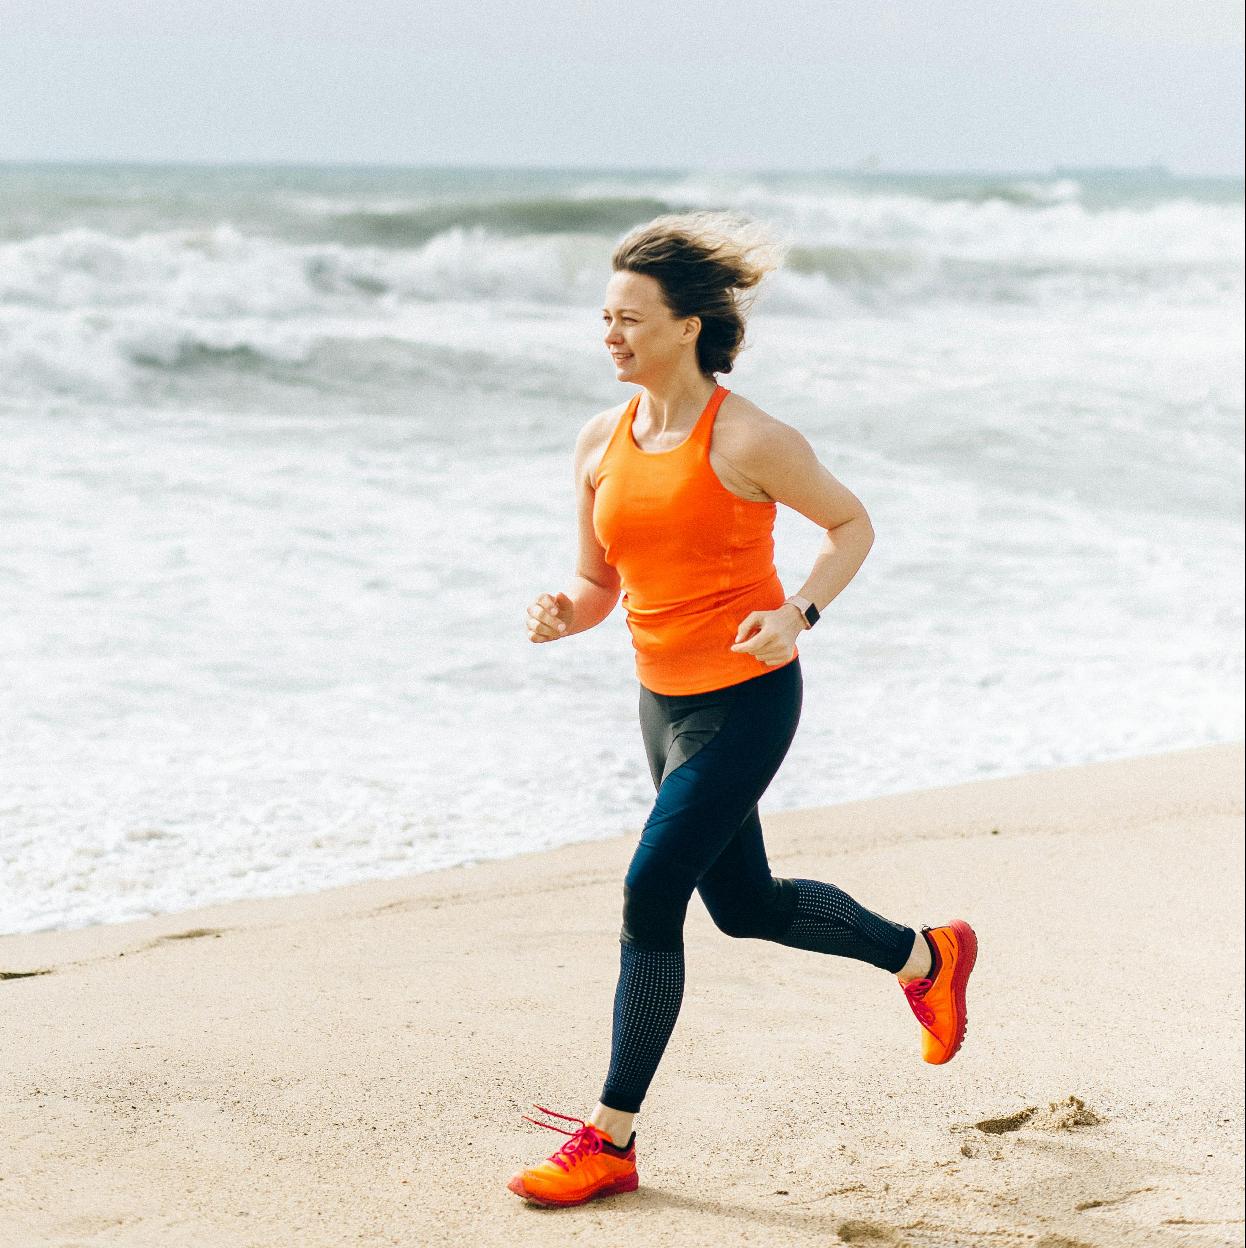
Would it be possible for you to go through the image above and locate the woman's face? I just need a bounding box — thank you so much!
[601,270,697,383]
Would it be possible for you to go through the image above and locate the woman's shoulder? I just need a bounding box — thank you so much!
[578,399,632,453]
[711,390,813,502]
[714,389,795,452]
[577,399,633,490]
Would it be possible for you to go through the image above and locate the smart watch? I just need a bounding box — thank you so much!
[783,595,820,630]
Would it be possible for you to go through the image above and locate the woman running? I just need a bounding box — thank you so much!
[509,211,977,1207]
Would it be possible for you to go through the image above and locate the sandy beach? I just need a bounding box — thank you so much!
[1,742,1241,1248]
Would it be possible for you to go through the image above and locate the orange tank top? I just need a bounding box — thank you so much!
[592,384,798,695]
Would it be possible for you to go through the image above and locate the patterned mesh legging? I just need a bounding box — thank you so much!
[599,655,917,1114]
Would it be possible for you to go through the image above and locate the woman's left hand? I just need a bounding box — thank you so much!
[729,607,804,667]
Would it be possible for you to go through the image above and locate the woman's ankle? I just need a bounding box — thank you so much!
[590,1102,636,1145]
[895,928,935,983]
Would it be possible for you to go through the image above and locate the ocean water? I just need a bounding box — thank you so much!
[1,163,1241,936]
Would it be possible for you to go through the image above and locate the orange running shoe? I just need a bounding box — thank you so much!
[507,1105,639,1207]
[901,920,978,1064]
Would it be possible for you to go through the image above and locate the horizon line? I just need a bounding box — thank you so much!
[0,156,1242,180]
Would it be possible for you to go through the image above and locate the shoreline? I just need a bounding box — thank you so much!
[4,740,1237,961]
[2,742,1242,1247]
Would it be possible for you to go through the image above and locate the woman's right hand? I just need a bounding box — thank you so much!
[525,591,575,643]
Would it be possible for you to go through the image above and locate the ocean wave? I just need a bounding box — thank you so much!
[304,195,679,246]
[922,177,1084,206]
[0,299,603,412]
[0,183,1239,405]
[0,222,614,312]
[3,190,1238,314]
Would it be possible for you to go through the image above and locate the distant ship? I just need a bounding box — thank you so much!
[1052,163,1172,178]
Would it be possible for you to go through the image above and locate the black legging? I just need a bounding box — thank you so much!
[599,656,917,1114]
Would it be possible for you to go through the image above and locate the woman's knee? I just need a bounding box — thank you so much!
[621,855,697,951]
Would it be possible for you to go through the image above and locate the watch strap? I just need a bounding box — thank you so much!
[783,595,819,630]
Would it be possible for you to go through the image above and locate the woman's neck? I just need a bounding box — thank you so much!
[636,372,718,434]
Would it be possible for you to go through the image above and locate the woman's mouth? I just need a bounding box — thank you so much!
[612,353,633,362]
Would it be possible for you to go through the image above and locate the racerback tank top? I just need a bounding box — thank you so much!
[592,384,798,695]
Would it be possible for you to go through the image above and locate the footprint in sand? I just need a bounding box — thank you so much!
[974,1095,1104,1135]
[974,1106,1038,1134]
[836,1219,908,1246]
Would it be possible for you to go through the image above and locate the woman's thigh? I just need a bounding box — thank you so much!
[695,803,776,914]
[638,681,737,791]
[632,658,802,884]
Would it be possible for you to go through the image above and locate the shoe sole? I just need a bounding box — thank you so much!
[507,1171,639,1206]
[927,918,977,1065]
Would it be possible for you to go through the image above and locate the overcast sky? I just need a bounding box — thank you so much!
[1,0,1241,174]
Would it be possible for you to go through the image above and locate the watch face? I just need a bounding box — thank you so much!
[806,604,820,626]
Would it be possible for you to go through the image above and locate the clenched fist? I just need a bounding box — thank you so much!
[525,591,575,643]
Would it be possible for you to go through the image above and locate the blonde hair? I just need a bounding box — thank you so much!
[611,210,789,376]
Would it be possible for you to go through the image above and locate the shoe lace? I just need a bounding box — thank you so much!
[902,977,937,1027]
[521,1104,608,1172]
